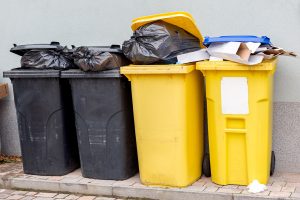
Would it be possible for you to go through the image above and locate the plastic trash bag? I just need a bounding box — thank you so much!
[73,46,130,72]
[122,20,201,64]
[21,47,74,69]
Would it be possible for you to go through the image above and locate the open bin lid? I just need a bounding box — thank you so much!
[203,36,271,47]
[3,69,60,78]
[61,69,123,78]
[10,42,62,56]
[196,59,277,71]
[131,11,205,49]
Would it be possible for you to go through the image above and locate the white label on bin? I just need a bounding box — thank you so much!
[221,77,249,115]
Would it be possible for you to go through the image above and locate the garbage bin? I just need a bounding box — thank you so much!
[120,12,205,187]
[197,59,276,185]
[61,68,138,180]
[3,69,80,176]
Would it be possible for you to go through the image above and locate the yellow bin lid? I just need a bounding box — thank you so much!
[121,64,195,75]
[131,11,205,49]
[196,59,277,71]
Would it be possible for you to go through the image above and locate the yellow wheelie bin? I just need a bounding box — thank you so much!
[197,59,276,185]
[120,12,205,187]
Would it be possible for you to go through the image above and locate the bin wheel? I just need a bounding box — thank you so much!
[203,153,211,177]
[270,151,275,176]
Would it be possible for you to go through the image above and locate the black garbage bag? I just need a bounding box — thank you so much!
[122,20,201,64]
[21,47,74,69]
[73,46,130,72]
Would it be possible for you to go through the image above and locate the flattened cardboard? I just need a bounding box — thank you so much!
[207,42,264,65]
[177,49,210,64]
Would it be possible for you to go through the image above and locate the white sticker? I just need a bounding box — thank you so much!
[221,77,249,115]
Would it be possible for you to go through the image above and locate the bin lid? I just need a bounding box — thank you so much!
[10,42,62,56]
[203,35,272,47]
[131,11,205,48]
[196,59,277,71]
[74,45,123,53]
[61,69,123,78]
[3,69,60,78]
[120,64,195,75]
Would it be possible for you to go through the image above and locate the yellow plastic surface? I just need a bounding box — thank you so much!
[121,65,204,187]
[131,11,205,48]
[196,59,277,185]
[120,64,194,76]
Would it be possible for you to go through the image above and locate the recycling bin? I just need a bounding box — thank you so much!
[3,69,80,175]
[120,12,205,187]
[197,59,276,185]
[61,69,137,180]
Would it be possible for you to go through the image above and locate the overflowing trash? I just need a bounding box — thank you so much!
[10,42,75,69]
[21,48,74,69]
[73,46,130,72]
[122,20,201,64]
[177,35,297,65]
[6,10,298,187]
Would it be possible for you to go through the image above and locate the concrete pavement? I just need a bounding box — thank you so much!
[0,162,300,200]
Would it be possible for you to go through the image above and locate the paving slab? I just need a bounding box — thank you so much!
[0,163,300,200]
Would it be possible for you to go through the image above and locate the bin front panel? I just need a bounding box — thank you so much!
[11,78,79,175]
[204,69,274,185]
[69,78,137,180]
[128,69,204,187]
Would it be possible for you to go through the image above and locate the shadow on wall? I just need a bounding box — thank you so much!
[0,99,21,156]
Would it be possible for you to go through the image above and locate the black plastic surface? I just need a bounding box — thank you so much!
[122,20,201,64]
[270,151,275,176]
[62,69,138,180]
[3,69,60,78]
[74,45,123,53]
[61,69,122,78]
[202,153,211,177]
[72,46,129,72]
[5,70,80,175]
[10,42,62,56]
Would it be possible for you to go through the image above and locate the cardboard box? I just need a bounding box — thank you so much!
[207,42,264,65]
[0,83,9,99]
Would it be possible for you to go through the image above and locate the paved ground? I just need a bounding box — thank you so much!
[0,189,124,200]
[1,162,300,200]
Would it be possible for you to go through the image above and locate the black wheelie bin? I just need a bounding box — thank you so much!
[61,45,137,180]
[3,43,80,175]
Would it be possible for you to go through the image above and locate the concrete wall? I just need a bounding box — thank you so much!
[0,0,299,172]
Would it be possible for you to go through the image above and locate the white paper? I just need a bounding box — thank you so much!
[221,77,249,115]
[245,42,261,53]
[209,56,223,61]
[255,46,268,53]
[247,180,267,193]
[177,49,210,64]
[246,55,264,65]
[207,42,241,55]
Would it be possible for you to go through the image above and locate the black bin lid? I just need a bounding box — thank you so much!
[61,69,122,78]
[3,69,60,78]
[74,45,123,53]
[10,41,62,56]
